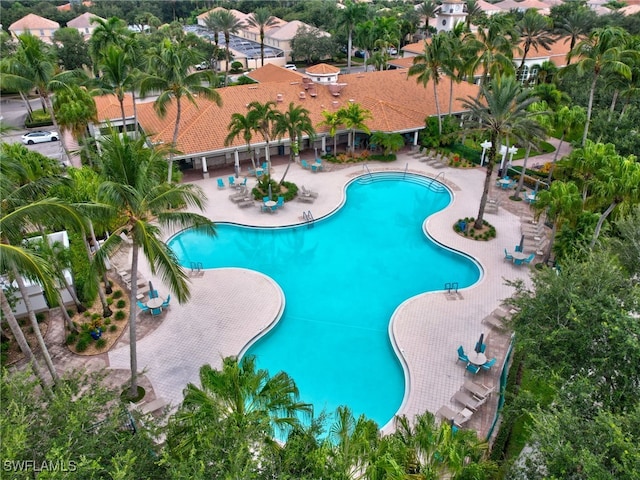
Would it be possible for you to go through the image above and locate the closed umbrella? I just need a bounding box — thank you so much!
[475,333,485,354]
[518,235,525,252]
[268,182,272,200]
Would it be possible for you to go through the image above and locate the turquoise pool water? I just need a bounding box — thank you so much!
[168,173,481,428]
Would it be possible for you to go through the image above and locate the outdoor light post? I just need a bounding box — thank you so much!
[480,140,492,166]
[499,145,508,177]
[507,145,518,169]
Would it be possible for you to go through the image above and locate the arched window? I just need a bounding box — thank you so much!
[517,65,529,84]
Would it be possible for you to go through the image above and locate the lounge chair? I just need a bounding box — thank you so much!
[276,196,284,209]
[436,405,474,428]
[137,300,150,313]
[452,390,488,411]
[465,363,481,375]
[238,177,247,188]
[481,358,497,371]
[217,178,225,189]
[301,160,311,169]
[161,294,171,309]
[504,249,514,262]
[228,176,236,187]
[523,253,535,265]
[238,199,254,208]
[457,346,469,364]
[298,194,315,203]
[463,380,494,400]
[301,186,318,198]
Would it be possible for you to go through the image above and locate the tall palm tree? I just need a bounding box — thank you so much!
[354,20,377,72]
[318,110,344,155]
[568,26,636,146]
[140,39,222,183]
[409,34,451,135]
[88,16,132,69]
[465,14,518,89]
[556,8,594,66]
[515,10,555,83]
[171,355,312,456]
[95,44,138,130]
[547,104,586,181]
[417,0,438,35]
[52,84,97,146]
[0,33,85,161]
[464,0,486,31]
[460,75,546,229]
[338,102,372,154]
[91,130,217,398]
[533,180,583,264]
[275,102,315,184]
[209,9,245,86]
[247,101,280,174]
[225,112,257,171]
[443,22,467,116]
[513,101,549,200]
[338,0,368,73]
[203,10,222,49]
[246,7,279,67]
[559,140,615,202]
[590,153,640,246]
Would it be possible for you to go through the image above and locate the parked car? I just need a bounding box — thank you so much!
[284,64,297,71]
[354,50,366,58]
[195,61,210,71]
[21,130,59,145]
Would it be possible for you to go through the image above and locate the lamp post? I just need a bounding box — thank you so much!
[499,145,508,177]
[480,140,492,166]
[507,145,518,169]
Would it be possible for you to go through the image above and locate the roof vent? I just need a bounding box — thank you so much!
[276,93,283,103]
[332,100,339,108]
[328,82,347,97]
[289,81,299,85]
[299,91,306,100]
[309,86,317,97]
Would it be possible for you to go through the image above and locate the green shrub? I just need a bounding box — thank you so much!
[36,313,45,323]
[109,324,117,332]
[66,333,78,345]
[236,75,257,85]
[83,311,91,318]
[230,61,243,73]
[103,318,111,325]
[80,323,91,333]
[76,338,89,352]
[1,342,9,352]
[18,318,26,327]
[106,297,114,305]
[66,309,74,317]
[116,299,126,309]
[24,109,53,128]
[95,338,107,350]
[91,313,101,321]
[112,290,123,299]
[115,310,126,321]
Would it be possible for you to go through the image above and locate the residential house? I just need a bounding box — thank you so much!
[91,65,480,177]
[67,12,106,40]
[9,13,59,44]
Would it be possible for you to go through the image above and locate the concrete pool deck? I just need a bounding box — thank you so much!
[104,149,535,439]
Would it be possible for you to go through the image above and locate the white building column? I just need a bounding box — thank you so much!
[321,136,326,153]
[201,156,209,179]
[413,131,419,146]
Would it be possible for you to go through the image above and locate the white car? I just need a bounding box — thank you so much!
[284,64,297,71]
[21,130,59,145]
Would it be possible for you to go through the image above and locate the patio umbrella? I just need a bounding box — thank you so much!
[475,333,485,354]
[268,182,272,199]
[519,235,525,252]
[234,153,240,178]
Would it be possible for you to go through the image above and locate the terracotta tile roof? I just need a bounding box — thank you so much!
[246,64,307,83]
[402,41,425,55]
[244,16,287,35]
[94,94,136,123]
[56,1,92,11]
[95,69,479,158]
[477,0,504,12]
[268,20,328,40]
[305,63,340,74]
[67,12,105,29]
[9,13,59,31]
[196,7,249,23]
[388,57,415,69]
[620,4,640,14]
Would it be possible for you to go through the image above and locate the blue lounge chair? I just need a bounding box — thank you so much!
[276,196,284,209]
[217,178,225,189]
[524,253,535,265]
[161,294,171,309]
[481,358,497,371]
[466,363,481,375]
[238,177,247,187]
[228,176,236,187]
[151,307,162,316]
[301,160,311,169]
[504,249,513,261]
[457,346,469,364]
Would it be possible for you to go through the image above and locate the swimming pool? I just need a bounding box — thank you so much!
[168,173,481,428]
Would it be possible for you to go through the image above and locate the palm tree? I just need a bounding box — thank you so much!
[533,180,583,264]
[559,140,615,202]
[568,27,636,146]
[91,130,217,398]
[515,10,555,83]
[590,154,640,246]
[443,22,467,116]
[225,112,257,171]
[513,101,549,200]
[203,10,222,49]
[318,110,344,155]
[246,7,279,67]
[465,15,518,89]
[556,8,594,66]
[354,20,377,72]
[95,44,138,130]
[52,84,97,146]
[0,33,85,161]
[460,75,546,229]
[209,9,245,86]
[338,0,368,73]
[464,0,486,31]
[275,102,315,184]
[547,105,586,181]
[0,289,42,378]
[140,39,222,183]
[338,102,372,154]
[88,16,132,69]
[408,34,451,135]
[172,355,312,455]
[417,0,438,35]
[247,101,280,174]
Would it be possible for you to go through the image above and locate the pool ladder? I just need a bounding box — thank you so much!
[444,282,459,294]
[302,210,314,228]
